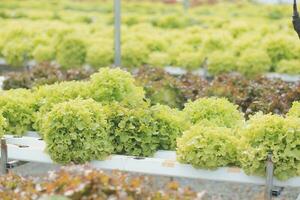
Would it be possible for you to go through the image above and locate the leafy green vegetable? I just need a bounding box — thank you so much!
[33,81,89,132]
[32,44,55,63]
[0,89,35,135]
[237,49,271,77]
[288,101,300,118]
[147,51,171,67]
[175,51,204,70]
[42,99,113,164]
[106,103,158,157]
[86,42,113,69]
[239,113,300,180]
[151,104,189,150]
[277,59,300,75]
[56,35,86,69]
[262,35,295,66]
[207,51,238,75]
[183,97,244,128]
[88,67,146,107]
[2,38,32,67]
[0,112,7,138]
[121,41,149,68]
[177,124,238,169]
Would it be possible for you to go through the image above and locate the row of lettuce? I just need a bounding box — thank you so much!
[0,1,299,75]
[2,64,300,118]
[0,68,300,181]
[0,166,199,200]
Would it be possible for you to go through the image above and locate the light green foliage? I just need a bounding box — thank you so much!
[147,51,171,67]
[152,14,189,29]
[288,101,300,118]
[262,35,295,65]
[88,68,146,107]
[177,124,238,169]
[202,32,233,52]
[228,21,249,38]
[232,33,261,56]
[167,43,194,65]
[106,104,158,157]
[175,51,204,70]
[56,36,86,68]
[0,1,299,75]
[86,43,113,69]
[0,113,7,138]
[151,104,189,150]
[2,39,32,67]
[277,59,300,74]
[239,114,300,180]
[237,49,271,77]
[32,45,55,63]
[183,97,244,128]
[121,41,149,68]
[34,81,89,110]
[143,34,168,52]
[207,51,238,75]
[31,33,55,63]
[42,99,113,164]
[149,87,181,108]
[0,89,35,135]
[33,81,89,132]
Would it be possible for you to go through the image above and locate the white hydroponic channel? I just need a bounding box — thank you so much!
[0,76,4,89]
[2,132,300,188]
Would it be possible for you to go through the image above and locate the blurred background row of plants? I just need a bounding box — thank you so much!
[3,63,299,118]
[0,0,299,76]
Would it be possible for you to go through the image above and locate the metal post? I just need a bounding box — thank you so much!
[1,139,8,175]
[265,153,273,200]
[114,0,121,67]
[183,0,189,11]
[293,0,300,38]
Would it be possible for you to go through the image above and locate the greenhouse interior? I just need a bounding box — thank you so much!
[0,0,300,199]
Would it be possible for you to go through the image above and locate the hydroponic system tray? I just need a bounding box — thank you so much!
[2,132,300,189]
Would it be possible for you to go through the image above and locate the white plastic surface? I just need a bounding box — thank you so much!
[2,134,300,187]
[0,76,4,89]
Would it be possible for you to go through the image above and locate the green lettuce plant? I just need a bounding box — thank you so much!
[121,41,149,68]
[2,39,32,67]
[145,35,168,52]
[277,60,300,75]
[0,89,35,135]
[56,36,86,68]
[86,43,113,69]
[147,51,171,67]
[33,81,90,132]
[262,35,295,65]
[32,45,55,63]
[183,97,244,128]
[151,104,189,150]
[88,67,146,107]
[106,104,158,157]
[152,14,189,29]
[0,113,7,138]
[239,113,300,180]
[202,32,233,52]
[177,124,238,169]
[207,51,238,75]
[175,51,204,70]
[237,49,271,77]
[42,99,113,164]
[288,101,300,118]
